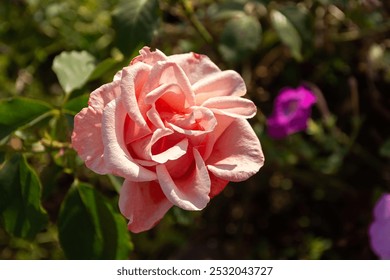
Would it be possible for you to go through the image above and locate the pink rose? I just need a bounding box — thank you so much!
[72,47,264,233]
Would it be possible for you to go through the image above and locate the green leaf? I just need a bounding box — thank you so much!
[88,58,121,81]
[219,14,262,64]
[379,139,390,158]
[0,154,48,239]
[107,174,124,194]
[0,152,4,165]
[63,94,89,115]
[58,181,132,259]
[52,51,96,94]
[279,5,312,44]
[112,0,160,56]
[270,9,303,61]
[0,97,52,140]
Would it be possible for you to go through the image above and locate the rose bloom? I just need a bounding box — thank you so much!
[267,85,316,139]
[72,47,264,233]
[369,193,390,259]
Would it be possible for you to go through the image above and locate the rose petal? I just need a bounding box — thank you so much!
[193,70,246,104]
[72,108,108,174]
[149,128,189,164]
[88,81,121,112]
[162,146,194,179]
[146,105,165,129]
[124,114,151,145]
[145,83,187,112]
[167,52,221,85]
[209,172,229,198]
[131,46,167,66]
[157,148,211,210]
[167,106,217,136]
[202,96,257,118]
[201,114,235,160]
[102,99,157,181]
[120,64,151,132]
[152,138,188,164]
[207,118,264,182]
[119,180,172,233]
[131,128,188,164]
[72,81,121,174]
[144,61,195,108]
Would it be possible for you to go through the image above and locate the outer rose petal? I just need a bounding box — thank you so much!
[119,180,172,233]
[88,80,121,112]
[131,46,167,66]
[72,108,108,174]
[157,148,211,210]
[201,114,235,160]
[102,99,156,181]
[193,70,247,104]
[71,81,121,174]
[207,118,264,182]
[167,52,221,85]
[202,96,257,119]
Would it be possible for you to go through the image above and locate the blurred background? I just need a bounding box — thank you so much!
[0,0,389,259]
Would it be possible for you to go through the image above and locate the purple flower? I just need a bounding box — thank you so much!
[369,193,390,259]
[267,85,316,139]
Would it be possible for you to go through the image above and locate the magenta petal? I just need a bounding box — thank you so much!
[373,194,390,221]
[157,148,211,210]
[369,220,390,259]
[119,180,172,233]
[267,85,317,139]
[369,193,390,259]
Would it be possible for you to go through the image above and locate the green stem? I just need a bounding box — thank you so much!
[332,20,390,42]
[180,0,213,45]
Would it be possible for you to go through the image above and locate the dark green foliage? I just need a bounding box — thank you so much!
[0,98,52,140]
[58,182,132,259]
[0,155,48,240]
[112,0,160,56]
